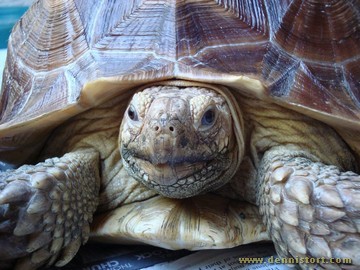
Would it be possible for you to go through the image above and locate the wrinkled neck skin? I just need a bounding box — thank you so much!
[119,84,242,199]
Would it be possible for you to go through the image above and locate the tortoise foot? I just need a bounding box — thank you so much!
[0,150,100,269]
[259,150,360,270]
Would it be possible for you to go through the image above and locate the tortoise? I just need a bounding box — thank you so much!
[0,0,359,269]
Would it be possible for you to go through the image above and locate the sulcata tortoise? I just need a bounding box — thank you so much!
[0,0,359,269]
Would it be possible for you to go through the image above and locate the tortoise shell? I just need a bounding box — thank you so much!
[0,0,359,142]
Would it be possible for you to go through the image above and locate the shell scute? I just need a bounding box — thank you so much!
[177,0,269,73]
[344,60,360,107]
[11,0,88,72]
[0,0,359,140]
[272,0,360,63]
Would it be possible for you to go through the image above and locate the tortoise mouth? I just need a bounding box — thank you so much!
[122,153,229,198]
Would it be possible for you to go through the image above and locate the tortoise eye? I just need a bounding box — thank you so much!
[201,107,216,126]
[127,105,138,121]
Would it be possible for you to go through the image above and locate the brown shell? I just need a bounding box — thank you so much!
[1,0,359,139]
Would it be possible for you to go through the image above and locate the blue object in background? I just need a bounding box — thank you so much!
[0,7,28,49]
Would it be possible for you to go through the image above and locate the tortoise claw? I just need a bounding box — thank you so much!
[0,180,32,205]
[0,150,100,269]
[259,150,360,269]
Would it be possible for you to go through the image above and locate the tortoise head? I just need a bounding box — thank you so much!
[119,84,244,198]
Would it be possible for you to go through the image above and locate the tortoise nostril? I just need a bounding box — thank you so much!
[153,124,175,134]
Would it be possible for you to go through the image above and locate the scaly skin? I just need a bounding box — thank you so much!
[0,93,157,269]
[223,94,360,269]
[0,150,100,269]
[0,85,359,269]
[258,147,360,269]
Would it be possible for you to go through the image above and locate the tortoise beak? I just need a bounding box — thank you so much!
[133,158,206,186]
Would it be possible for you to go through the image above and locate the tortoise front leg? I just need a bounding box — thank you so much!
[0,150,100,269]
[258,147,360,270]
